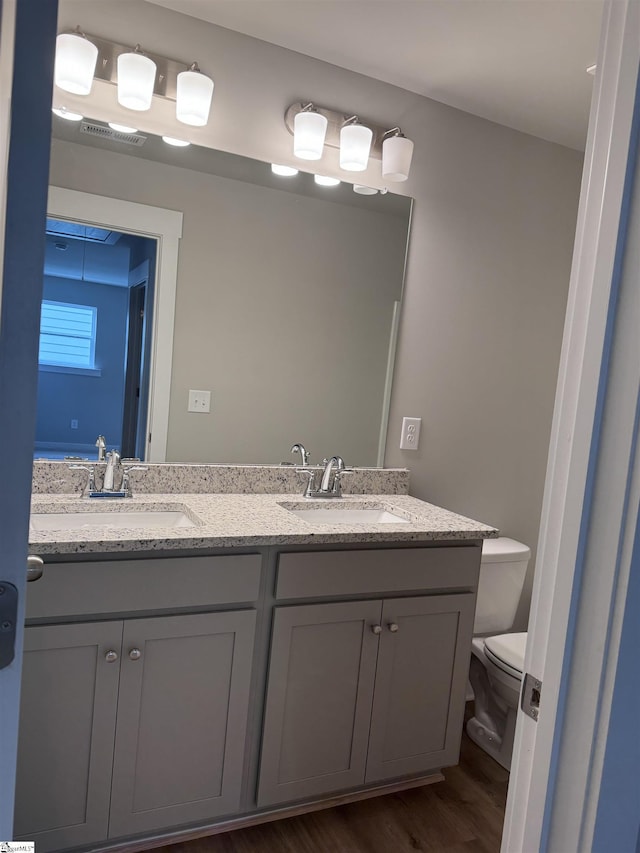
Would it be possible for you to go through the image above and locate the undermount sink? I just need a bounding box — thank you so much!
[30,509,197,531]
[284,506,410,525]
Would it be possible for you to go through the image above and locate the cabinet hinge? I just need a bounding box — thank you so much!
[521,672,542,721]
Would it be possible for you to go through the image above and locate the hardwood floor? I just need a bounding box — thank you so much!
[161,726,509,853]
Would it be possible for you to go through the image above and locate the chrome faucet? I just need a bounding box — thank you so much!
[290,443,310,466]
[70,453,147,497]
[102,450,121,492]
[320,456,346,494]
[297,455,350,498]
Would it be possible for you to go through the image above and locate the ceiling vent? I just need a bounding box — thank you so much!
[80,121,147,146]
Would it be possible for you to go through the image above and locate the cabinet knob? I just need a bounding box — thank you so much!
[26,555,44,582]
[129,648,142,661]
[371,624,383,635]
[105,650,119,663]
[388,623,399,633]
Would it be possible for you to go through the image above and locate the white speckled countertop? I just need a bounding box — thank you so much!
[29,493,498,556]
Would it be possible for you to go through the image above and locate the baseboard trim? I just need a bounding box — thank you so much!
[95,772,445,853]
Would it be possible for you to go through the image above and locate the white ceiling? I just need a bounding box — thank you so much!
[146,0,603,151]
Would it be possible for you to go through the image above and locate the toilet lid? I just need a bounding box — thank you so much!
[484,632,527,675]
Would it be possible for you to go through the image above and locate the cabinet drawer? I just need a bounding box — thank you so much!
[276,546,480,600]
[27,554,262,619]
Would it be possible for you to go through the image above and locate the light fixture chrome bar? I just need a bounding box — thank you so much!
[285,102,394,162]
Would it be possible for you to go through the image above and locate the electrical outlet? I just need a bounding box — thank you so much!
[400,416,421,450]
[188,390,211,413]
[70,419,79,430]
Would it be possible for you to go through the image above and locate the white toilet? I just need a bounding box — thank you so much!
[466,537,531,770]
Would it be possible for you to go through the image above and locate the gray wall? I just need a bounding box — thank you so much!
[385,131,580,629]
[57,0,584,627]
[48,141,408,466]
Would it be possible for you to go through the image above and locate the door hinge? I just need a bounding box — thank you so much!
[0,582,18,670]
[521,672,542,721]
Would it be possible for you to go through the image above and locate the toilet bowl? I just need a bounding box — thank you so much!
[466,537,530,770]
[467,632,527,769]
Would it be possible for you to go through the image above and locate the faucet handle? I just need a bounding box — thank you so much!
[334,466,352,477]
[332,467,354,496]
[296,467,317,498]
[69,464,96,496]
[121,465,148,497]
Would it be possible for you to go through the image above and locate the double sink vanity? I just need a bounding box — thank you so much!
[17,461,496,853]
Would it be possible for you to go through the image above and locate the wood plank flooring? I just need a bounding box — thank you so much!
[160,725,509,853]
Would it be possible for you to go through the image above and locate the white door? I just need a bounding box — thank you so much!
[503,1,640,850]
[0,0,58,837]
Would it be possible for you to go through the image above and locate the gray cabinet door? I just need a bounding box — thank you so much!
[257,600,382,807]
[108,609,256,838]
[365,593,476,783]
[14,621,123,852]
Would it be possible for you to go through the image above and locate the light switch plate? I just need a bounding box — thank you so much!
[400,416,421,450]
[188,390,211,413]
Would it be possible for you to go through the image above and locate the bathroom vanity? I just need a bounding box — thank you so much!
[17,466,496,853]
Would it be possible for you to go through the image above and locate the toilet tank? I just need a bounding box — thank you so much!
[474,537,531,635]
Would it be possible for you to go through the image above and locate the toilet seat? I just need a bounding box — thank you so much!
[484,632,527,680]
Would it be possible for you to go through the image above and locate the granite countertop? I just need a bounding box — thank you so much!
[29,493,498,556]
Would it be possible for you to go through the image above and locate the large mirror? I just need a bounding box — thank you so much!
[41,118,412,467]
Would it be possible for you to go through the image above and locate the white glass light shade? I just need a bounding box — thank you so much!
[353,184,378,195]
[382,134,414,182]
[314,175,340,187]
[176,69,214,126]
[117,51,157,111]
[294,110,328,160]
[162,136,190,147]
[109,122,138,133]
[52,106,83,121]
[271,164,299,177]
[340,123,373,171]
[54,33,98,95]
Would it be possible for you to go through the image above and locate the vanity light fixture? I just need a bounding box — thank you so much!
[271,164,299,177]
[109,122,138,133]
[314,175,341,187]
[117,45,157,111]
[381,128,414,182]
[162,135,190,147]
[176,63,214,126]
[54,28,98,95]
[286,102,414,181]
[52,28,215,127]
[340,117,373,172]
[294,104,329,160]
[52,106,84,122]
